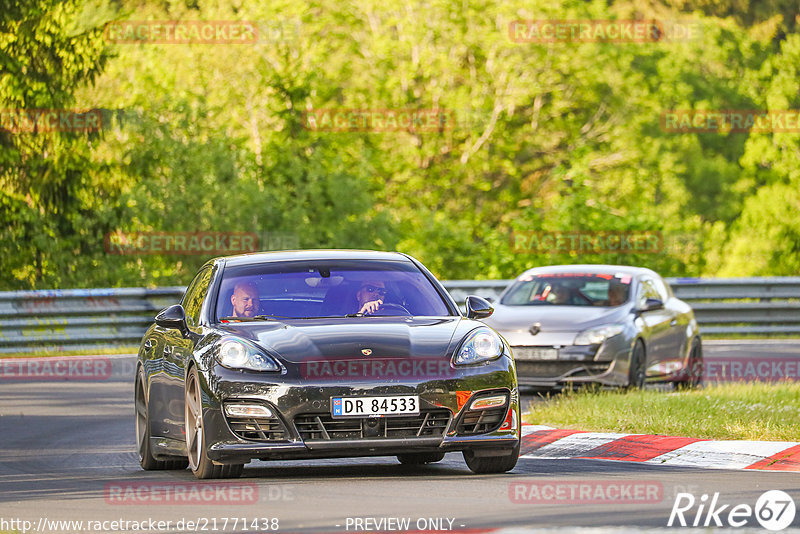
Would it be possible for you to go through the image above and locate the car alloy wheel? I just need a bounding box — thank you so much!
[627,340,646,389]
[677,340,703,390]
[185,366,243,479]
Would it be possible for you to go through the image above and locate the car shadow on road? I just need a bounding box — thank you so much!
[241,454,470,479]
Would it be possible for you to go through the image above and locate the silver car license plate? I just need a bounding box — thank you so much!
[514,347,559,360]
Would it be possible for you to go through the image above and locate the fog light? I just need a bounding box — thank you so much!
[224,404,273,418]
[469,395,507,410]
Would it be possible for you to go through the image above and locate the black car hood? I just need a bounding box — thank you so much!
[217,317,466,363]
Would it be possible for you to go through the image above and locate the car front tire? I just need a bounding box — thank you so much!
[185,366,243,479]
[463,442,520,474]
[627,340,646,389]
[677,339,703,390]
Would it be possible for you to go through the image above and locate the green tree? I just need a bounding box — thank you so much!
[2,0,797,288]
[0,0,111,288]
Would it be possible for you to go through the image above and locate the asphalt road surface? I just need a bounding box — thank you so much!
[1,343,799,533]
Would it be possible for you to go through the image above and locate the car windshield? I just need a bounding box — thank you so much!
[215,259,453,320]
[501,272,632,307]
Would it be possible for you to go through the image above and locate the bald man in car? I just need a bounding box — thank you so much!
[231,282,260,318]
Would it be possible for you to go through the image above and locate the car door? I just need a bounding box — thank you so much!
[635,276,674,377]
[654,276,689,365]
[157,266,214,441]
[140,322,169,440]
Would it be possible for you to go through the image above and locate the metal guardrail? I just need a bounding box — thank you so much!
[0,288,184,353]
[1,278,799,352]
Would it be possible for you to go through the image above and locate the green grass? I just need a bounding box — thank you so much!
[0,346,137,358]
[524,382,800,441]
[702,333,800,340]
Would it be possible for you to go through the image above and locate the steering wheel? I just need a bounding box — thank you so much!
[575,290,594,305]
[370,302,411,316]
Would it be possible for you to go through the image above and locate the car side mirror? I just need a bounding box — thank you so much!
[466,295,494,319]
[640,298,664,312]
[155,304,189,336]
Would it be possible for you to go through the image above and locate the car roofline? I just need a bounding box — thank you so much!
[516,264,651,278]
[214,249,415,268]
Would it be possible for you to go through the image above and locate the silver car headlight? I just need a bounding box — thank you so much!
[573,324,625,345]
[453,327,503,366]
[217,338,281,372]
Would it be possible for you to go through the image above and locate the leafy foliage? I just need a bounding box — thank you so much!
[1,0,798,288]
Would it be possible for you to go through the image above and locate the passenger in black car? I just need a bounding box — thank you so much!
[230,282,260,318]
[355,280,387,315]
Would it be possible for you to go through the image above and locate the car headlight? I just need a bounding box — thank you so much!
[573,324,625,345]
[453,328,503,366]
[217,339,281,372]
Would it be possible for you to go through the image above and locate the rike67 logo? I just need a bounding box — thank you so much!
[668,490,796,530]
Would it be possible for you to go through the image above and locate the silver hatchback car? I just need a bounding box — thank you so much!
[482,265,702,390]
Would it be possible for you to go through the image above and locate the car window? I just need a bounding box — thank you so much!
[651,276,670,301]
[182,266,213,327]
[637,278,661,308]
[501,272,632,307]
[215,259,453,319]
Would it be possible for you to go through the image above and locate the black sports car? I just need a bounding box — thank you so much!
[135,250,520,479]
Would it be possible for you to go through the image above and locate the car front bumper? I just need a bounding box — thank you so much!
[205,433,520,463]
[196,359,521,464]
[511,335,632,388]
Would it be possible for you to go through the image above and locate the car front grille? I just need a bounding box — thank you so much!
[455,406,507,435]
[513,345,600,361]
[515,361,612,378]
[227,415,288,441]
[294,410,451,441]
[570,363,614,377]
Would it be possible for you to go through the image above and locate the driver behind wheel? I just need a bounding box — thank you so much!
[544,284,572,305]
[606,280,628,306]
[231,282,260,318]
[355,280,387,315]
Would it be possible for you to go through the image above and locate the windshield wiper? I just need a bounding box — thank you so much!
[219,314,290,322]
[290,313,372,318]
[343,313,401,317]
